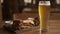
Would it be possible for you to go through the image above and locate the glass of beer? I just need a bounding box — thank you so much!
[38,1,50,32]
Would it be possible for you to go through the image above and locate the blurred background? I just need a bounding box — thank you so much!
[0,0,60,34]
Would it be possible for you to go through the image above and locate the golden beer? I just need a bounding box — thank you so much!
[38,1,50,31]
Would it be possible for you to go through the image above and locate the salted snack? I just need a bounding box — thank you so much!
[19,17,39,29]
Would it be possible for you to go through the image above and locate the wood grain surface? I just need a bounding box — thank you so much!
[0,13,60,34]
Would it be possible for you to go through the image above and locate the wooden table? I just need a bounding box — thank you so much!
[0,13,60,34]
[15,13,60,34]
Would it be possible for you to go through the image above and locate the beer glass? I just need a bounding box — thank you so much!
[38,1,50,32]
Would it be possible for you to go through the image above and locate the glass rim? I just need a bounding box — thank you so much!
[39,1,50,6]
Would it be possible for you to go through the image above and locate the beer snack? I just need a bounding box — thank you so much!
[15,17,40,29]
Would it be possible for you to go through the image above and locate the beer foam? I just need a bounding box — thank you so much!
[39,1,50,6]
